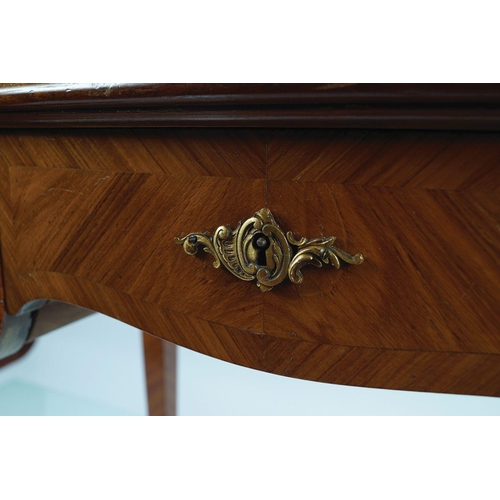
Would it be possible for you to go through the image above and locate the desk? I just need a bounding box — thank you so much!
[0,84,499,407]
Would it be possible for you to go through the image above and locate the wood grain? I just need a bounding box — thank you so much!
[3,84,500,108]
[2,84,500,130]
[143,333,176,416]
[0,127,499,396]
[261,337,500,396]
[265,130,500,354]
[267,129,500,191]
[0,259,4,330]
[0,257,36,360]
[0,257,6,353]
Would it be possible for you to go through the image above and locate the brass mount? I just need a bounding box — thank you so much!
[175,208,364,292]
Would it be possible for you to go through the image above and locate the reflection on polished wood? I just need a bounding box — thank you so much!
[3,83,500,130]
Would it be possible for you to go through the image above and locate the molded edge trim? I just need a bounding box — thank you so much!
[2,84,500,130]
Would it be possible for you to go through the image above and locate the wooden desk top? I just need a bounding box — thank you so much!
[2,83,500,129]
[1,84,499,396]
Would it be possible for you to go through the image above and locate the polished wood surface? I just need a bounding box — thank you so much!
[0,126,498,396]
[266,129,500,353]
[0,259,6,353]
[0,256,32,359]
[4,84,500,107]
[2,84,500,130]
[143,333,176,416]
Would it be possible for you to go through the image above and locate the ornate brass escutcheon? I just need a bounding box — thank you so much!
[175,208,364,292]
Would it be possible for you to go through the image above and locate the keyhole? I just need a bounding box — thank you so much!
[252,233,270,266]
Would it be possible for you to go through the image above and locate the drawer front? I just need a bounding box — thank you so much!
[1,128,499,395]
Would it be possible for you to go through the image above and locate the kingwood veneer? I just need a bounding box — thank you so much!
[0,84,499,398]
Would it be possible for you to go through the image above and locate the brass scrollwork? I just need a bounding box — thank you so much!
[175,208,363,292]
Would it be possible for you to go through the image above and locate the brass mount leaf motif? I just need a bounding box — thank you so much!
[175,208,364,292]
